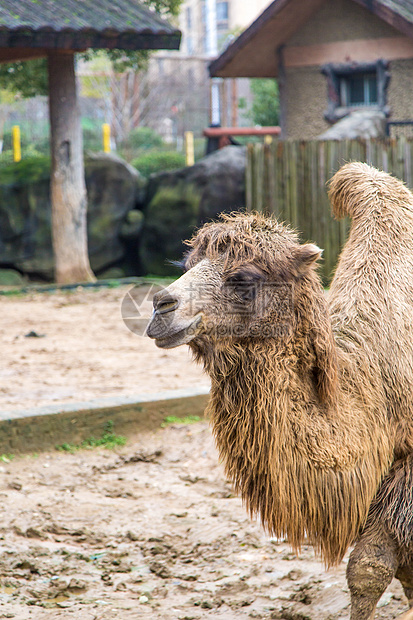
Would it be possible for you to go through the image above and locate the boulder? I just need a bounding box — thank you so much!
[0,153,145,279]
[0,176,52,277]
[85,153,146,273]
[140,146,246,275]
[140,182,200,276]
[318,110,387,140]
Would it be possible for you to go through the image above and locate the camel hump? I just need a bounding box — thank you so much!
[328,161,413,220]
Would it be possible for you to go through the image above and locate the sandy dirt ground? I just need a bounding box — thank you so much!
[0,286,410,619]
[0,284,209,412]
[0,421,409,620]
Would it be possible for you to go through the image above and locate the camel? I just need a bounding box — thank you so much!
[146,162,413,620]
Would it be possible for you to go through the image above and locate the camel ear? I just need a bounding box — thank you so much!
[292,244,322,276]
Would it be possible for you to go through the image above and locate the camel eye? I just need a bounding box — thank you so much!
[225,272,260,302]
[169,258,187,273]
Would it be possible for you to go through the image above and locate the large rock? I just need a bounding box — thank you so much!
[0,153,145,279]
[318,110,387,140]
[140,146,246,275]
[140,182,200,276]
[85,153,146,273]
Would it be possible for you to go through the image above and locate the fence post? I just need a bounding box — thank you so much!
[102,123,111,153]
[12,125,21,162]
[246,143,254,211]
[184,131,195,166]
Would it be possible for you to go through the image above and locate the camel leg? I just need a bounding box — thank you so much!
[396,564,413,608]
[347,525,398,620]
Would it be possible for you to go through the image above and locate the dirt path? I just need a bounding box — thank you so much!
[0,284,209,412]
[0,420,408,620]
[0,286,410,619]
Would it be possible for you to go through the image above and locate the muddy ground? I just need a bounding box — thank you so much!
[0,421,408,620]
[0,286,410,619]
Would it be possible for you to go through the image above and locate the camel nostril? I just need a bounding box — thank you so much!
[153,292,179,315]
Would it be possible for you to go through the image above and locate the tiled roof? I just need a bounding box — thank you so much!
[353,0,413,35]
[0,0,181,51]
[370,0,413,23]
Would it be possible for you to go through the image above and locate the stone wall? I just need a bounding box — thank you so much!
[283,66,330,140]
[285,57,413,140]
[388,59,413,123]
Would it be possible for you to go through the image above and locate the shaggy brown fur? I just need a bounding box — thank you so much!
[328,163,413,563]
[182,163,413,570]
[147,162,413,617]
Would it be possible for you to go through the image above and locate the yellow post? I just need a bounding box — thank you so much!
[12,125,21,162]
[264,135,273,145]
[184,131,195,166]
[102,123,111,153]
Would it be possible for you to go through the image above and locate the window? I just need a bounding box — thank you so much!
[216,1,229,21]
[340,72,377,107]
[186,6,192,29]
[322,60,390,122]
[216,1,229,36]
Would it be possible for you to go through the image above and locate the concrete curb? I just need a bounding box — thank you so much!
[0,386,210,454]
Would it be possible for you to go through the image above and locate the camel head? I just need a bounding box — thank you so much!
[146,212,323,350]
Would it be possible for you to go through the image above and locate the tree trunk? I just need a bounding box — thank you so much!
[48,51,95,284]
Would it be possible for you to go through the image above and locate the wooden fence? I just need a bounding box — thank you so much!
[246,138,413,283]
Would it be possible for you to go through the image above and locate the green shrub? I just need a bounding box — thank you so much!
[127,127,165,151]
[0,154,51,185]
[131,150,186,177]
[83,127,103,152]
[2,126,50,154]
[2,127,30,152]
[34,135,51,155]
[194,137,206,161]
[0,269,26,286]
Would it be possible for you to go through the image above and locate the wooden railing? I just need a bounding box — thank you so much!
[246,137,413,283]
[203,126,281,151]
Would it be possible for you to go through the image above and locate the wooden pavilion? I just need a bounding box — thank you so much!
[0,0,181,283]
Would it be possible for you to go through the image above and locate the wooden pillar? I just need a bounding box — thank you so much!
[221,79,227,126]
[48,51,95,284]
[277,45,287,139]
[231,79,238,127]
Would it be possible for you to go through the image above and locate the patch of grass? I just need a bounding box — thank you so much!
[0,454,14,463]
[161,415,201,428]
[0,288,27,297]
[56,421,126,453]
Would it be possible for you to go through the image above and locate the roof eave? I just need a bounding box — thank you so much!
[0,28,181,52]
[209,0,288,77]
[209,0,413,79]
[352,0,413,39]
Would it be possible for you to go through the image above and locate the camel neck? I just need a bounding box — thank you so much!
[202,337,393,566]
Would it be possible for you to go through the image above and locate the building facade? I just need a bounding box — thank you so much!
[175,0,273,57]
[146,0,274,138]
[210,0,413,140]
[283,0,413,139]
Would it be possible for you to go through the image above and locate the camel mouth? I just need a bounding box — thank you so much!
[148,314,203,349]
